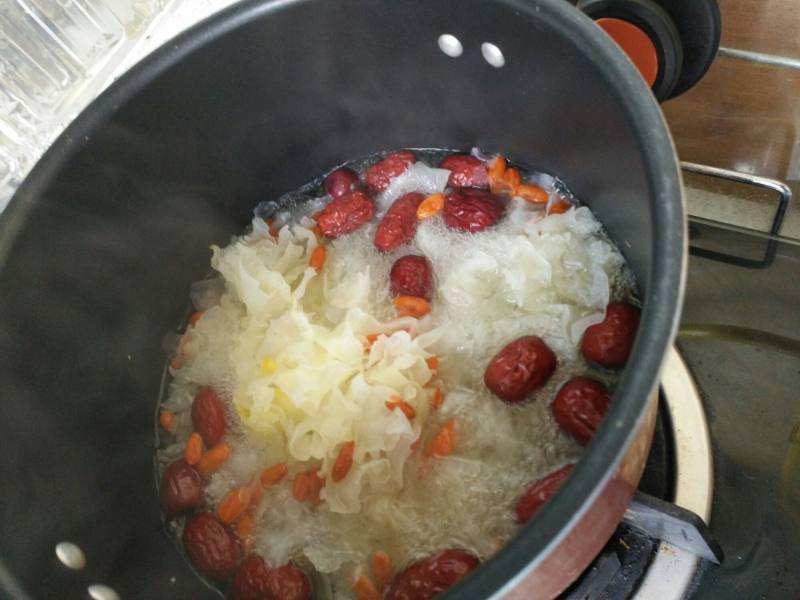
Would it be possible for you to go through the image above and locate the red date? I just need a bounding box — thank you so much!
[442,189,504,233]
[386,549,480,600]
[516,464,575,524]
[552,377,611,445]
[192,387,227,447]
[233,555,312,600]
[439,154,489,189]
[365,151,417,192]
[581,302,640,368]
[390,255,433,300]
[159,459,203,516]
[317,190,376,238]
[374,192,426,252]
[484,336,557,403]
[323,167,359,199]
[183,512,241,582]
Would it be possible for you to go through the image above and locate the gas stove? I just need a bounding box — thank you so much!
[673,211,800,599]
[557,165,800,598]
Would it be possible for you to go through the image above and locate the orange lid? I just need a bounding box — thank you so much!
[596,17,659,87]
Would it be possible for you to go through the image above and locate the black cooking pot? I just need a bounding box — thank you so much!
[0,0,684,598]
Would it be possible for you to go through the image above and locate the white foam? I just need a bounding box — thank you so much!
[376,162,451,216]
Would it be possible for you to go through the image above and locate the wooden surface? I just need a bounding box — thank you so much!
[663,57,800,182]
[717,0,800,58]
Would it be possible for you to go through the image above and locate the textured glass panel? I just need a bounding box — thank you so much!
[0,0,173,207]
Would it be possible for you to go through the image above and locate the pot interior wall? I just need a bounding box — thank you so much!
[0,0,659,597]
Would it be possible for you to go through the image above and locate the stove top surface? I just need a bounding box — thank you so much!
[681,218,800,598]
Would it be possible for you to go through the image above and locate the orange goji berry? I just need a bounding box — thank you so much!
[549,200,572,215]
[426,356,439,370]
[293,468,325,503]
[292,471,309,502]
[159,411,176,433]
[264,217,280,238]
[515,183,549,204]
[386,397,416,420]
[416,192,445,220]
[490,177,514,196]
[332,441,355,482]
[364,333,382,350]
[196,442,231,477]
[237,511,254,539]
[352,573,381,600]
[490,166,521,197]
[311,224,323,238]
[371,551,394,588]
[249,479,263,505]
[394,296,431,318]
[487,155,507,180]
[260,463,288,487]
[185,432,203,466]
[309,245,327,273]
[503,167,521,190]
[425,420,455,457]
[430,387,444,410]
[217,485,254,524]
[189,311,204,326]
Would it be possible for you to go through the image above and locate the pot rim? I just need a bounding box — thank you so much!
[1,0,686,597]
[451,2,686,598]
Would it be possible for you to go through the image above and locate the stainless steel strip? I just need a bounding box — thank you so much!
[719,46,800,70]
[681,161,792,238]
